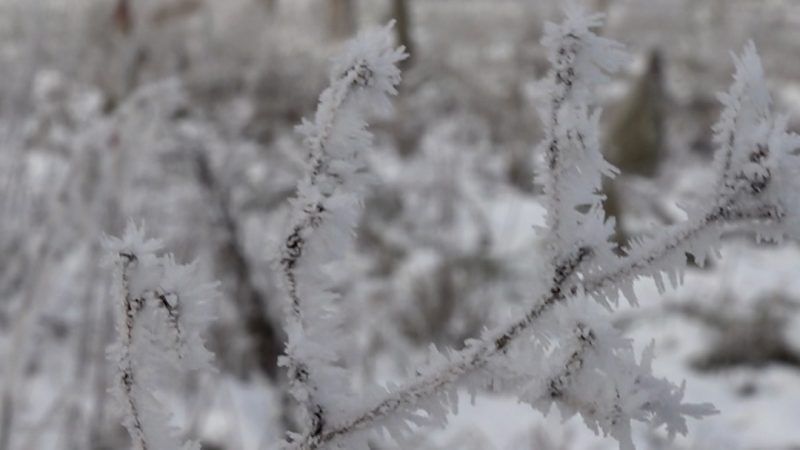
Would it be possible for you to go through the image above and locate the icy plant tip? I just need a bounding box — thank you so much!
[105,221,218,450]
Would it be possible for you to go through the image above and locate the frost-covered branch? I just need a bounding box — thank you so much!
[276,22,407,446]
[278,8,800,450]
[106,222,217,450]
[285,249,708,450]
[538,9,626,259]
[587,42,800,306]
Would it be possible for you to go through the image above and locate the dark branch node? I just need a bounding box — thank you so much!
[119,251,137,262]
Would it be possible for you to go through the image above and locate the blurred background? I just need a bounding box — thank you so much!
[2,0,800,448]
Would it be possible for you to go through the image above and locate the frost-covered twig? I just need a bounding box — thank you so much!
[276,22,406,446]
[106,222,217,450]
[587,42,800,305]
[279,8,800,450]
[538,10,626,259]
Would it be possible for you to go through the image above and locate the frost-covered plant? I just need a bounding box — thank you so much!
[276,7,800,450]
[105,222,217,450]
[276,21,407,447]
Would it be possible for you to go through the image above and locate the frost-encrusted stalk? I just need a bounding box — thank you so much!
[281,8,800,450]
[116,251,148,449]
[281,57,380,315]
[107,222,216,450]
[538,9,626,260]
[277,22,406,446]
[587,203,784,301]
